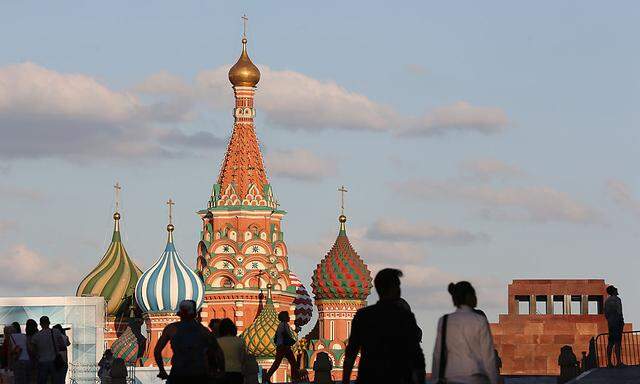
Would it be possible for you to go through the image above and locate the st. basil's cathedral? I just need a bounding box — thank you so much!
[76,30,372,382]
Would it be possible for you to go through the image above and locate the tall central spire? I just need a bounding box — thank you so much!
[211,29,275,209]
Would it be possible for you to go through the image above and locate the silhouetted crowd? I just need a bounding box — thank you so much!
[0,316,70,384]
[0,274,627,384]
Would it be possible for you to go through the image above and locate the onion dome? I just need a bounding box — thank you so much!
[135,221,205,313]
[228,37,260,87]
[110,320,144,364]
[311,215,372,301]
[289,272,313,329]
[76,211,143,316]
[243,285,295,358]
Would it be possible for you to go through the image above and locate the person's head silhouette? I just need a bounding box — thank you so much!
[606,285,619,296]
[176,300,197,321]
[448,281,477,308]
[277,311,290,323]
[374,268,402,301]
[39,316,50,329]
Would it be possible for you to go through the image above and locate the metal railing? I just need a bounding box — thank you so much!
[594,331,640,367]
[69,363,136,384]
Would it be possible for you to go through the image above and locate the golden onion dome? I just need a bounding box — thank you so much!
[228,37,260,87]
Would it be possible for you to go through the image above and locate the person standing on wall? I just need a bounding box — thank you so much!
[604,285,625,367]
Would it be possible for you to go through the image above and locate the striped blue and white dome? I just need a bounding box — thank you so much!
[135,224,205,313]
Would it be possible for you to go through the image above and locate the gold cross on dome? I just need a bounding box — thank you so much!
[114,182,122,212]
[167,198,175,225]
[242,14,248,38]
[338,185,348,215]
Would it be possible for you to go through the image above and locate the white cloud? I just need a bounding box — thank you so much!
[0,245,79,293]
[189,66,510,135]
[606,179,640,218]
[366,218,489,245]
[0,220,16,234]
[397,180,601,224]
[265,148,337,181]
[0,62,223,161]
[0,184,43,201]
[406,64,429,76]
[460,158,525,182]
[401,102,509,137]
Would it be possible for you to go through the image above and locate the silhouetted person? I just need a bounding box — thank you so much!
[209,318,222,337]
[342,268,425,384]
[432,281,498,384]
[24,319,38,383]
[264,311,298,383]
[584,337,597,370]
[1,325,16,370]
[30,316,66,384]
[110,357,127,384]
[604,285,624,367]
[52,325,70,384]
[98,349,114,384]
[217,318,247,384]
[557,345,579,384]
[10,322,31,384]
[313,352,332,384]
[155,300,220,383]
[11,323,21,335]
[242,354,259,384]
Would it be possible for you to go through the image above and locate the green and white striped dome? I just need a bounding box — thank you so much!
[76,212,143,316]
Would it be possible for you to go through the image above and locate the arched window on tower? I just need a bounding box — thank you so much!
[347,320,352,338]
[330,320,335,340]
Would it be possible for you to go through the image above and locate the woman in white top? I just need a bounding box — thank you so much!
[216,318,247,384]
[8,325,31,384]
[432,281,499,384]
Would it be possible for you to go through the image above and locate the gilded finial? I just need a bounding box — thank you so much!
[228,14,261,87]
[338,185,348,232]
[242,14,248,39]
[166,199,175,240]
[113,182,122,233]
[114,182,122,213]
[266,283,273,300]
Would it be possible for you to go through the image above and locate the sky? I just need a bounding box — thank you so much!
[0,1,639,362]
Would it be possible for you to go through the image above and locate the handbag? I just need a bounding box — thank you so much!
[436,315,448,384]
[49,331,65,371]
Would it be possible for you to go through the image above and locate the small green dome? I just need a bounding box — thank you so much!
[242,286,296,358]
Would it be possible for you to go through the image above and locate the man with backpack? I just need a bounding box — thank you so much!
[263,311,298,383]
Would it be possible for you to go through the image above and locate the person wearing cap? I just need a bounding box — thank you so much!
[604,285,624,367]
[154,300,223,383]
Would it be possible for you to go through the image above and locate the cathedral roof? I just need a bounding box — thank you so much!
[311,215,372,301]
[211,35,275,208]
[135,222,205,313]
[228,37,261,87]
[242,285,287,358]
[215,118,270,203]
[76,212,143,316]
[289,272,313,329]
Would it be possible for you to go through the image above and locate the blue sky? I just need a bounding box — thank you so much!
[1,1,639,359]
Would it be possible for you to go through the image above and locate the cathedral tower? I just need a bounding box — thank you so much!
[196,26,308,339]
[307,189,371,379]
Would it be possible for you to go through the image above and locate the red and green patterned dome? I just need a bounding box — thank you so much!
[311,215,371,301]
